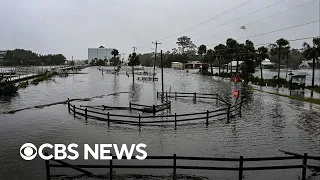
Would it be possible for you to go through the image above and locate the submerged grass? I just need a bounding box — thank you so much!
[251,88,320,105]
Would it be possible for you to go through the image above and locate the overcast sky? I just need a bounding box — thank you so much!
[0,0,319,60]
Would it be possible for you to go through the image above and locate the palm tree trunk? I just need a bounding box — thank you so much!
[286,54,288,78]
[260,59,264,85]
[312,56,315,88]
[277,53,281,86]
[236,59,239,74]
[132,65,135,84]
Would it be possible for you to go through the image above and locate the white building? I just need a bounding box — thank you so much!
[88,46,115,64]
[171,62,183,69]
[260,59,276,69]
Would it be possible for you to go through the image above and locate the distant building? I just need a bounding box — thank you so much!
[88,46,115,65]
[227,61,244,70]
[184,61,202,69]
[298,59,320,69]
[171,62,183,69]
[259,59,276,69]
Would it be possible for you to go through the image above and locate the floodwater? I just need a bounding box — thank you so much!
[0,67,319,180]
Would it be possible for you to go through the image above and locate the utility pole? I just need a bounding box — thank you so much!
[152,41,162,81]
[121,53,125,65]
[161,50,164,103]
[132,47,137,53]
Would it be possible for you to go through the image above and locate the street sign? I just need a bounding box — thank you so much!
[234,89,239,98]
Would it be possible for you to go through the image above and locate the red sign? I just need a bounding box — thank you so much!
[233,89,239,98]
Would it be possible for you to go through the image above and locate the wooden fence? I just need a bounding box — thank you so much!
[129,101,171,114]
[67,99,242,129]
[157,91,231,105]
[44,152,320,180]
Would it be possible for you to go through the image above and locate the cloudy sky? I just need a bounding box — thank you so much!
[0,0,319,60]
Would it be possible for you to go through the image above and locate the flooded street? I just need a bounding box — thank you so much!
[0,67,319,180]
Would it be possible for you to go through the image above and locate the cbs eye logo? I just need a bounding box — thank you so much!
[20,143,37,160]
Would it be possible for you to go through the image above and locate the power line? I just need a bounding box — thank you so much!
[157,0,254,41]
[189,0,286,38]
[206,20,320,47]
[137,0,254,49]
[164,0,315,45]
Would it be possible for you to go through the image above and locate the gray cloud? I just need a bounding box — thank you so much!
[0,0,319,60]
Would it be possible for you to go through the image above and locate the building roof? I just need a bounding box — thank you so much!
[228,61,244,66]
[261,59,275,66]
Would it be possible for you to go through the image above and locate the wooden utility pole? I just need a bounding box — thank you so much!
[132,47,137,53]
[161,50,164,103]
[152,41,162,81]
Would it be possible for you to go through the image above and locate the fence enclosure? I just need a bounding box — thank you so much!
[44,152,320,180]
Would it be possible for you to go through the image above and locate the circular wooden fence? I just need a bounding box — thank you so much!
[67,92,245,129]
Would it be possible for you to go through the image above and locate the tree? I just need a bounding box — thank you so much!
[241,40,256,82]
[226,38,239,73]
[128,52,140,84]
[270,38,290,85]
[205,49,214,74]
[302,37,320,88]
[198,44,207,74]
[214,44,227,76]
[256,46,269,84]
[176,36,197,54]
[111,49,119,69]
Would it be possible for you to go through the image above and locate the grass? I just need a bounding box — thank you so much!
[18,81,29,89]
[31,71,58,85]
[306,85,320,93]
[251,88,320,105]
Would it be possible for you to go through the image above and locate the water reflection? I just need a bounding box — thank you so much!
[129,83,142,102]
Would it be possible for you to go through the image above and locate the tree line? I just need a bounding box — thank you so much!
[0,49,67,66]
[138,36,319,87]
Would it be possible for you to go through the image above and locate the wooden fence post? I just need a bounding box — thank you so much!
[206,110,209,126]
[166,91,168,100]
[173,154,177,180]
[153,105,156,114]
[174,113,177,130]
[239,99,242,117]
[110,153,113,180]
[44,153,51,180]
[239,156,243,180]
[67,98,70,113]
[73,105,76,117]
[302,153,308,180]
[227,105,231,121]
[107,112,110,127]
[194,92,196,103]
[85,108,87,120]
[139,114,141,131]
[175,91,177,100]
[129,102,132,111]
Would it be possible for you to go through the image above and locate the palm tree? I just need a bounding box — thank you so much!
[226,38,239,73]
[128,52,140,84]
[270,38,290,85]
[198,44,207,74]
[111,49,119,69]
[302,37,320,88]
[256,46,269,85]
[205,49,214,74]
[214,44,227,76]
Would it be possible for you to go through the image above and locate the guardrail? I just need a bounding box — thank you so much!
[44,152,320,180]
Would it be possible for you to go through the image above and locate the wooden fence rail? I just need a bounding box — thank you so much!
[67,98,242,128]
[45,153,320,180]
